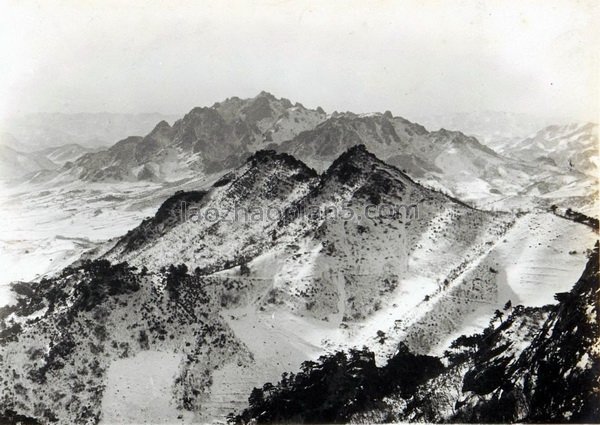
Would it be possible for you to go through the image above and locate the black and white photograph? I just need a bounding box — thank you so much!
[0,1,598,424]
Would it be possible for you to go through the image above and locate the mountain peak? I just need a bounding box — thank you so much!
[323,144,379,180]
[149,120,171,134]
[255,90,276,100]
[343,143,370,156]
[246,149,317,176]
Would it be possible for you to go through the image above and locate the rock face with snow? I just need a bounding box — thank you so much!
[69,92,327,182]
[0,147,514,423]
[53,95,594,211]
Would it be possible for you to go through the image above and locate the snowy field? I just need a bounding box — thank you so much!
[100,350,194,424]
[0,172,223,293]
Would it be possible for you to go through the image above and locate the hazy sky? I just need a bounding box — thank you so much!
[0,0,598,123]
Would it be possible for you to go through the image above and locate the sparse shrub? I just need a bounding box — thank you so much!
[240,263,251,276]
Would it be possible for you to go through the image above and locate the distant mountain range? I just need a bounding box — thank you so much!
[4,92,588,211]
[66,92,326,182]
[413,111,570,147]
[0,143,97,179]
[1,112,180,152]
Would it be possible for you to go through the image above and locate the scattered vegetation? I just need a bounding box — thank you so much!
[551,205,599,231]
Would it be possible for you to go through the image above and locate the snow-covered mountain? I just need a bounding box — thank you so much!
[0,146,596,424]
[413,111,563,149]
[0,146,513,423]
[67,92,326,182]
[0,145,58,180]
[0,92,598,424]
[1,93,596,309]
[275,112,593,207]
[498,122,598,176]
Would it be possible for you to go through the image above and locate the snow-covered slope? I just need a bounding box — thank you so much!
[499,122,598,176]
[225,244,599,424]
[0,145,58,180]
[359,243,600,423]
[0,147,514,423]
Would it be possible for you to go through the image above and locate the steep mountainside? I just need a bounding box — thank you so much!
[234,243,599,424]
[0,147,513,424]
[357,243,599,423]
